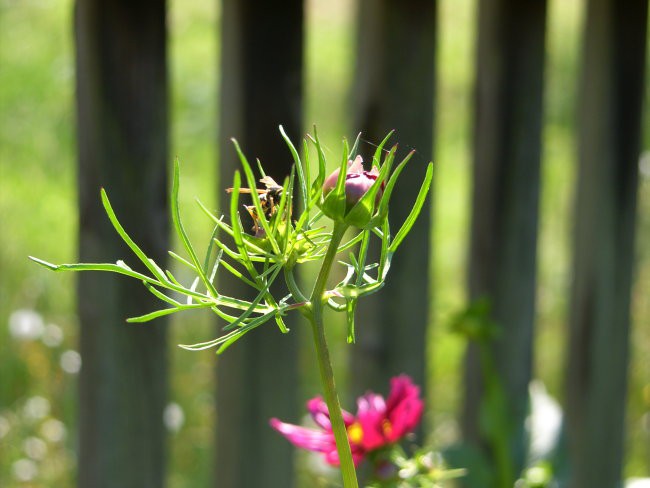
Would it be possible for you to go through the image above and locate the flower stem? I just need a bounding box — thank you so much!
[308,222,358,488]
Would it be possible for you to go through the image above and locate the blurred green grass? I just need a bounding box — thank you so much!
[0,0,648,486]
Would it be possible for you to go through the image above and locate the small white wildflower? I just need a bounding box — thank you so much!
[163,403,185,433]
[626,478,650,488]
[24,436,48,460]
[13,458,38,482]
[639,151,650,179]
[24,396,50,421]
[9,309,44,340]
[42,323,64,347]
[41,418,67,443]
[60,350,82,374]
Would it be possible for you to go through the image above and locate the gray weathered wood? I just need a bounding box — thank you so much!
[75,1,169,487]
[350,0,436,413]
[215,1,303,486]
[462,0,547,484]
[564,0,648,486]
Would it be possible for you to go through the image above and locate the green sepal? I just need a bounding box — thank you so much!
[373,149,415,225]
[309,127,327,202]
[341,198,374,228]
[348,132,362,160]
[319,147,350,222]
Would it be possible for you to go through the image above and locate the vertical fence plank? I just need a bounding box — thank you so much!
[350,0,436,409]
[215,0,303,486]
[564,0,648,486]
[74,1,169,486]
[462,0,547,484]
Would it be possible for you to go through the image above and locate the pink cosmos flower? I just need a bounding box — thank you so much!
[322,155,383,211]
[269,375,424,467]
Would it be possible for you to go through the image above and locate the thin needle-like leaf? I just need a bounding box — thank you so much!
[375,150,415,222]
[99,190,169,284]
[389,162,434,253]
[218,259,259,288]
[216,313,274,353]
[309,127,327,200]
[231,139,280,255]
[346,300,357,343]
[127,302,210,323]
[303,138,311,209]
[222,264,283,331]
[168,251,196,271]
[280,125,308,213]
[207,248,223,286]
[30,257,159,285]
[143,282,181,306]
[29,257,227,307]
[378,219,391,279]
[229,171,259,280]
[197,202,272,258]
[348,132,362,159]
[371,130,395,168]
[355,230,371,287]
[171,160,219,299]
[202,217,222,278]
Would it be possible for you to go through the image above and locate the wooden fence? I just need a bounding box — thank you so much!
[73,0,648,487]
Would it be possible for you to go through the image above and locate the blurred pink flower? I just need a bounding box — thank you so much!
[270,375,423,467]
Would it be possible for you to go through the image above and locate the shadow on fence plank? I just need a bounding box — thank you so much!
[215,1,303,487]
[563,0,648,487]
[75,1,170,486]
[350,0,436,422]
[462,1,547,486]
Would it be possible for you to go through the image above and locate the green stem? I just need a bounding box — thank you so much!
[479,343,514,488]
[308,222,358,488]
[284,267,308,305]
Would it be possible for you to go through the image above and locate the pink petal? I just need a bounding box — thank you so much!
[385,375,424,441]
[357,393,386,416]
[269,418,335,453]
[270,417,368,468]
[307,397,333,430]
[386,375,421,412]
[324,449,341,466]
[387,397,423,441]
[323,442,368,467]
[356,393,388,450]
[307,396,355,430]
[322,168,341,195]
[348,155,364,173]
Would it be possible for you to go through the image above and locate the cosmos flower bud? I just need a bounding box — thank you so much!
[323,156,382,208]
[320,156,385,228]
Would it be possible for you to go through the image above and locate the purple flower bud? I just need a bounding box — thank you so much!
[322,156,383,210]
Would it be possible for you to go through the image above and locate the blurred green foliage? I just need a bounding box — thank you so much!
[0,0,648,486]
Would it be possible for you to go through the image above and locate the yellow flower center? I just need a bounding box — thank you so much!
[381,419,393,437]
[347,422,363,444]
